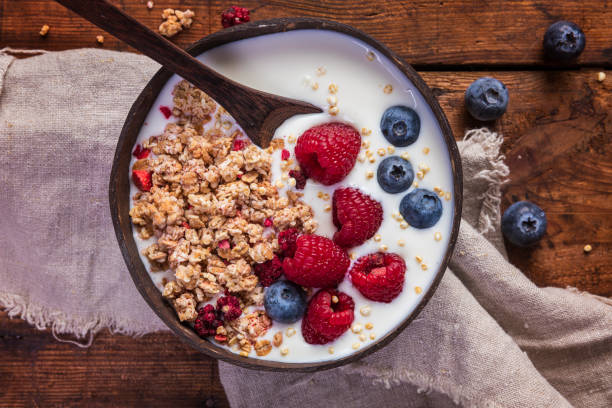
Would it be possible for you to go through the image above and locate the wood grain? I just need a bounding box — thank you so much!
[1,0,611,66]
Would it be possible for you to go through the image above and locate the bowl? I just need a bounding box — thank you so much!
[109,17,462,371]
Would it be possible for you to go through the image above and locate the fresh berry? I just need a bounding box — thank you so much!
[400,188,442,229]
[350,253,406,303]
[216,295,242,321]
[501,201,547,247]
[281,149,290,160]
[380,105,420,147]
[221,6,250,28]
[301,289,354,344]
[132,144,151,159]
[283,235,350,288]
[377,156,414,193]
[465,77,509,121]
[194,304,223,337]
[278,228,299,258]
[132,169,152,192]
[295,123,361,185]
[254,256,283,287]
[332,187,383,248]
[232,138,249,151]
[159,105,172,119]
[264,280,307,324]
[543,21,585,61]
[289,169,307,189]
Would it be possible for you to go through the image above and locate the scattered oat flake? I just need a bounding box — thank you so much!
[39,24,50,36]
[383,84,393,94]
[96,35,104,44]
[159,105,172,119]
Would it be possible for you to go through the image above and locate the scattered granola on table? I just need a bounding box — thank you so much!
[158,8,195,38]
[129,80,317,355]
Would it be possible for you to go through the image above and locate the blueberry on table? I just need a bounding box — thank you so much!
[264,280,307,324]
[380,105,421,147]
[399,188,442,229]
[501,201,547,247]
[543,21,585,61]
[377,156,414,193]
[465,77,509,121]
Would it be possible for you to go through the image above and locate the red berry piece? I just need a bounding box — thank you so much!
[216,295,242,321]
[332,187,383,248]
[132,169,152,192]
[281,149,290,160]
[232,138,250,151]
[295,123,361,185]
[301,289,354,344]
[194,304,223,337]
[159,105,172,119]
[132,144,151,159]
[350,253,406,303]
[218,239,230,250]
[288,169,307,190]
[182,221,190,229]
[264,217,274,228]
[283,234,349,288]
[221,6,250,28]
[277,228,299,258]
[253,256,283,287]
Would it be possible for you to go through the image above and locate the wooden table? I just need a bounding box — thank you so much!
[1,0,610,406]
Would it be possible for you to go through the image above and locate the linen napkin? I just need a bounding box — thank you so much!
[0,49,610,407]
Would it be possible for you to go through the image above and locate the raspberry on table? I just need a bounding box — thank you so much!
[277,228,299,258]
[332,187,383,248]
[216,295,242,321]
[295,123,361,185]
[301,289,355,344]
[221,6,250,28]
[132,169,152,192]
[283,234,349,288]
[350,252,406,303]
[194,304,223,337]
[253,256,283,287]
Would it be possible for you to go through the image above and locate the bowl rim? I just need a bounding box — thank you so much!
[109,17,463,372]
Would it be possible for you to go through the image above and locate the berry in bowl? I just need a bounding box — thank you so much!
[110,18,462,371]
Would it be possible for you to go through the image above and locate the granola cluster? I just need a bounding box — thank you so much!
[158,8,195,38]
[130,80,317,350]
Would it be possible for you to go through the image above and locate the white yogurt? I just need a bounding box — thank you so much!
[130,29,455,363]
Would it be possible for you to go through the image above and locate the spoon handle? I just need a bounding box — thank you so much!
[55,0,243,111]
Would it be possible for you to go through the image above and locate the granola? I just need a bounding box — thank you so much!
[130,80,317,352]
[158,9,195,38]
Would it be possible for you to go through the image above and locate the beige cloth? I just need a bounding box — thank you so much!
[0,49,610,407]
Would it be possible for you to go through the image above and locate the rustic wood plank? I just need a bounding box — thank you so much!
[0,312,230,408]
[1,0,611,66]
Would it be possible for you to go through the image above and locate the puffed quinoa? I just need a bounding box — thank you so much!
[130,81,317,344]
[273,332,283,347]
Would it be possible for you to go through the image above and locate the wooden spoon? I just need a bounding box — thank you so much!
[54,0,322,147]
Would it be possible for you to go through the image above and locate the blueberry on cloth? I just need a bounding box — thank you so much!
[399,188,442,229]
[380,105,421,147]
[501,201,547,247]
[543,21,586,60]
[377,156,414,193]
[264,280,307,324]
[465,77,509,121]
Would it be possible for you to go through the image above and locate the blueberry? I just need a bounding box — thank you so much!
[377,156,414,193]
[501,201,547,247]
[264,280,307,324]
[380,105,420,147]
[399,188,442,229]
[465,77,509,121]
[543,21,585,61]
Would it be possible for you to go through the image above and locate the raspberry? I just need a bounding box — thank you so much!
[288,169,307,190]
[132,169,152,192]
[194,304,223,337]
[332,187,383,248]
[221,6,250,28]
[295,123,361,185]
[350,252,406,303]
[301,289,354,344]
[278,228,299,258]
[132,144,150,159]
[232,138,249,151]
[253,256,283,287]
[264,217,273,228]
[159,105,172,119]
[282,234,349,288]
[216,295,242,321]
[281,149,290,160]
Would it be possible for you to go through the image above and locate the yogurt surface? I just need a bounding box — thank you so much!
[131,29,456,363]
